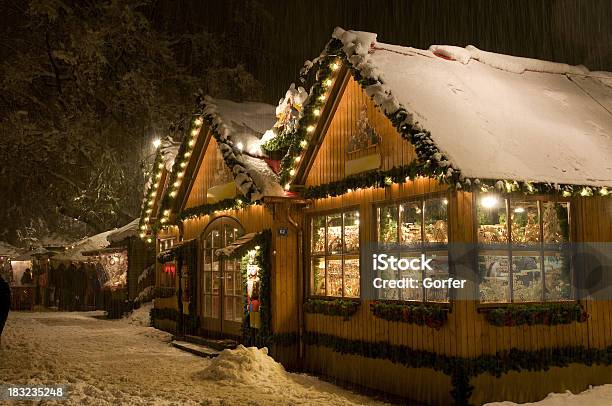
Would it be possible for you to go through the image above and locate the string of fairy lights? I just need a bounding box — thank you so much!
[277,54,341,190]
[138,115,204,242]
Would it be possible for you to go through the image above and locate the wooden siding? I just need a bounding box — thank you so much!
[305,75,417,187]
[184,136,235,209]
[297,69,612,403]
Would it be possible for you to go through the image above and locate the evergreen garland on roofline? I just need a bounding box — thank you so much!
[179,197,257,221]
[270,37,610,199]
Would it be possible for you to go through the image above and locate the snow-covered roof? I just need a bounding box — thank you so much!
[332,28,612,188]
[107,218,140,244]
[52,230,114,262]
[0,241,22,257]
[200,97,285,201]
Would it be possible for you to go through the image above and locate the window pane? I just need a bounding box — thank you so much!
[424,198,449,244]
[343,211,360,253]
[212,296,220,318]
[545,253,572,301]
[400,202,423,246]
[224,296,234,321]
[512,255,542,302]
[425,252,450,302]
[344,258,360,298]
[204,295,212,317]
[311,257,326,295]
[378,205,399,245]
[511,201,540,244]
[211,229,221,248]
[225,225,236,245]
[311,216,326,254]
[478,253,510,303]
[212,271,221,294]
[399,253,423,301]
[327,214,343,254]
[379,254,399,300]
[477,195,508,244]
[204,272,212,294]
[327,259,343,297]
[543,202,570,243]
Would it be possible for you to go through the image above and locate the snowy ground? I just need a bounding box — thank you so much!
[0,311,388,405]
[485,385,612,406]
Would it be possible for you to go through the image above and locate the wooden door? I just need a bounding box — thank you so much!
[201,217,244,337]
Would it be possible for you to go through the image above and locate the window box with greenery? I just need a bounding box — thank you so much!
[375,195,451,303]
[476,194,573,304]
[309,209,361,298]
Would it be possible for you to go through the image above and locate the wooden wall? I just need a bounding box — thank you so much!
[305,75,417,187]
[184,136,235,209]
[298,70,612,403]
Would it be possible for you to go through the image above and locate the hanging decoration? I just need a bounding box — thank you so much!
[369,301,448,329]
[303,299,360,320]
[483,303,588,327]
[303,331,612,406]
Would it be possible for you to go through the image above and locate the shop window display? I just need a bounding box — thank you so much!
[477,196,572,303]
[309,210,360,298]
[376,196,449,302]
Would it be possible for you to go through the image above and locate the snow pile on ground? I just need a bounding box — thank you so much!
[1,312,386,405]
[123,301,153,326]
[135,285,155,304]
[199,345,287,386]
[485,384,612,405]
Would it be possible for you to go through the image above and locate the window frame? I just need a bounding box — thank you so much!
[474,194,575,306]
[307,205,362,299]
[373,191,452,304]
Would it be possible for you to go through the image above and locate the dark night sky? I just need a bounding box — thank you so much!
[151,0,612,103]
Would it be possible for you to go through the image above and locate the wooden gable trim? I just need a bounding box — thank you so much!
[294,65,351,186]
[149,168,169,223]
[174,127,213,215]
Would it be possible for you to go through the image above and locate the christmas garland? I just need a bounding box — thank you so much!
[138,150,164,240]
[483,303,588,327]
[370,301,448,329]
[303,162,425,199]
[272,33,610,199]
[303,331,612,405]
[304,298,360,320]
[179,197,257,221]
[234,230,274,348]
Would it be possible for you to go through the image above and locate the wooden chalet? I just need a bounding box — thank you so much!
[141,28,612,405]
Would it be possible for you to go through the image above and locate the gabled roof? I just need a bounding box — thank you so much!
[52,230,114,262]
[266,27,612,197]
[107,218,140,244]
[199,96,285,201]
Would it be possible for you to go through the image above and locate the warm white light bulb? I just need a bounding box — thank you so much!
[152,139,161,148]
[313,109,320,116]
[481,195,499,208]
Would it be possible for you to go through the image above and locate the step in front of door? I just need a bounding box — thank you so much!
[176,334,238,351]
[171,340,220,358]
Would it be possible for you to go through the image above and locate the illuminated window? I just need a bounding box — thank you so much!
[310,209,360,298]
[477,195,572,303]
[376,196,450,302]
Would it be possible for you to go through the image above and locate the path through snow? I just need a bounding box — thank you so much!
[0,311,387,405]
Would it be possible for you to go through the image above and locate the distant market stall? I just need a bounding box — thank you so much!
[83,218,155,302]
